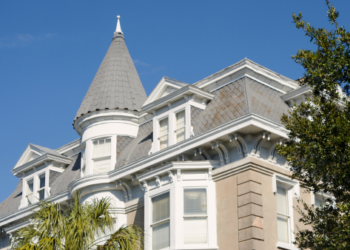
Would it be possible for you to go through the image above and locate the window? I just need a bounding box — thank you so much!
[26,179,34,205]
[315,195,326,209]
[38,174,46,200]
[159,118,168,150]
[276,186,290,244]
[184,189,207,244]
[93,138,111,174]
[152,193,170,250]
[175,110,185,143]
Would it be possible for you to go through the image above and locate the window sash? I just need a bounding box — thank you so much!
[39,174,45,189]
[152,221,170,250]
[184,189,207,216]
[93,138,111,159]
[152,193,170,223]
[184,217,207,244]
[276,185,290,244]
[152,193,170,250]
[277,214,289,243]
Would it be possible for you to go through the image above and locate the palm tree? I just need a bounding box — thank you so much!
[11,194,143,250]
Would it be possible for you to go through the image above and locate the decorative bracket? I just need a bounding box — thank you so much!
[167,171,174,183]
[155,176,161,188]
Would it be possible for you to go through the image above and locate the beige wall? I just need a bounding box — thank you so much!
[214,157,314,250]
[216,174,239,250]
[126,207,144,228]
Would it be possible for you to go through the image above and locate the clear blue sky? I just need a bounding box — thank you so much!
[0,0,349,203]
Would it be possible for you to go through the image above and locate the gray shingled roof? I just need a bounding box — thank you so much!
[0,154,81,219]
[74,32,147,122]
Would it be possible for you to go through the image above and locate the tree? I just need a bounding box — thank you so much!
[277,1,350,249]
[11,195,143,250]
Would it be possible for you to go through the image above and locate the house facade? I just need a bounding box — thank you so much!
[0,17,319,250]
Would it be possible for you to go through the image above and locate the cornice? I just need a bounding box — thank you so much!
[281,85,311,101]
[68,113,289,195]
[142,85,214,114]
[11,153,72,176]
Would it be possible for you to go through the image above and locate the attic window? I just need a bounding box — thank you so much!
[38,174,46,200]
[26,179,34,205]
[159,118,169,150]
[92,138,111,174]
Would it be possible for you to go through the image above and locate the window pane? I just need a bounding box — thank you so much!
[315,197,324,208]
[98,139,104,157]
[38,189,45,200]
[27,194,33,205]
[39,175,45,189]
[176,111,185,129]
[184,189,207,215]
[159,135,168,150]
[152,193,170,223]
[277,186,288,215]
[152,221,170,250]
[277,215,289,243]
[93,140,98,158]
[105,139,111,156]
[184,218,207,244]
[27,180,33,194]
[93,158,110,174]
[159,118,168,137]
[176,128,185,143]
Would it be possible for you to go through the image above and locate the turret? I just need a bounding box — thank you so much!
[73,16,147,176]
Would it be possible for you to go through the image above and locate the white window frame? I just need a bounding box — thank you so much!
[158,117,169,151]
[26,178,34,206]
[273,174,300,250]
[174,109,186,144]
[37,172,46,201]
[150,191,171,250]
[183,187,208,245]
[92,137,112,174]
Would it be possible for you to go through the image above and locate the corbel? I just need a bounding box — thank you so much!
[155,176,161,188]
[121,180,132,200]
[131,174,136,182]
[177,169,181,182]
[201,98,206,105]
[152,110,157,116]
[116,180,128,201]
[167,171,174,183]
[167,103,172,108]
[217,142,230,164]
[211,142,225,166]
[141,181,148,192]
[184,95,189,101]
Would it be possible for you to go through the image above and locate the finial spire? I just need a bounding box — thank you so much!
[115,15,123,34]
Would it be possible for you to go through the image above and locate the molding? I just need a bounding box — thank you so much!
[281,85,311,101]
[12,153,72,177]
[55,139,81,156]
[68,113,289,195]
[142,85,214,114]
[194,58,299,93]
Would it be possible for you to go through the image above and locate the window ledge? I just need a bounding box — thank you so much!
[277,242,298,250]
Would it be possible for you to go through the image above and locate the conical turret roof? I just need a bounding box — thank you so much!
[74,17,147,123]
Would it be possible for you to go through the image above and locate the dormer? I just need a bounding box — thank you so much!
[143,77,214,153]
[13,144,72,208]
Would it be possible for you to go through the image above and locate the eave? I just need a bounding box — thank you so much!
[11,153,72,177]
[142,85,214,114]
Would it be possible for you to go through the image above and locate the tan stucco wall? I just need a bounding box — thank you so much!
[126,207,144,228]
[214,157,314,250]
[216,174,239,250]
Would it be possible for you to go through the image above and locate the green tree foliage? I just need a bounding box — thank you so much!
[277,1,350,249]
[10,194,143,250]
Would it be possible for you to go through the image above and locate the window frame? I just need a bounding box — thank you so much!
[273,174,299,250]
[26,178,34,205]
[183,188,208,245]
[92,137,112,161]
[37,172,46,201]
[150,191,171,250]
[158,116,169,151]
[174,109,186,144]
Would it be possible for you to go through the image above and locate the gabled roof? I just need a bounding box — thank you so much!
[142,77,189,107]
[13,144,62,170]
[74,26,147,124]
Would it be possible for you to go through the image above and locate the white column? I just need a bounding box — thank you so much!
[85,139,93,176]
[168,112,175,146]
[111,135,117,171]
[185,104,191,140]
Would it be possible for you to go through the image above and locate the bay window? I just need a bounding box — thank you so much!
[26,179,34,205]
[38,174,46,200]
[92,138,111,174]
[175,110,185,143]
[276,185,290,244]
[184,189,207,244]
[152,192,170,250]
[159,118,169,150]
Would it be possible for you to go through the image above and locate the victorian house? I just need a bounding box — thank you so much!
[0,17,320,250]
